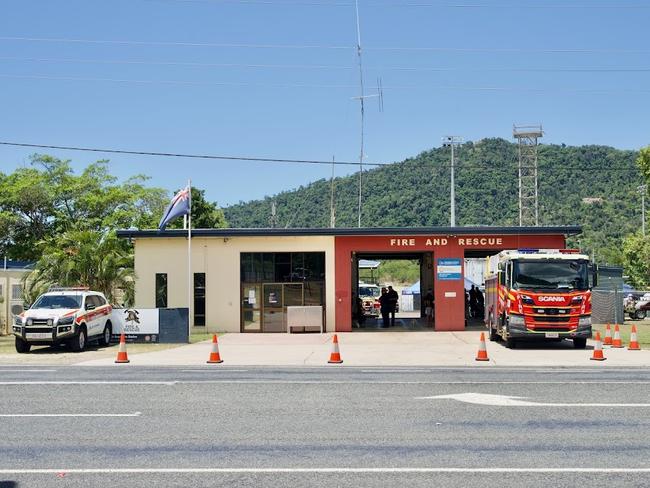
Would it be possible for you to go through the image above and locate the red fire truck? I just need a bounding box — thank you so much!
[484,249,596,349]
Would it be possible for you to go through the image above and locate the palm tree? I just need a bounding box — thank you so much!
[25,230,135,305]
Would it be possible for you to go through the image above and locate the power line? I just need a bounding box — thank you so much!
[2,74,649,94]
[3,56,650,73]
[0,36,351,50]
[146,0,650,8]
[0,141,643,172]
[2,36,650,54]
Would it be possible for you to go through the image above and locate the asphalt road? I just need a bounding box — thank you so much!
[1,366,650,487]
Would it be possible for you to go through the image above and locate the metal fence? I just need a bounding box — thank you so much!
[592,289,625,325]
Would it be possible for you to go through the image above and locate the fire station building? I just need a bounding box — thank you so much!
[117,226,580,333]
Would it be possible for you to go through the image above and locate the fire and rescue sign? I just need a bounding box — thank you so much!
[437,258,462,280]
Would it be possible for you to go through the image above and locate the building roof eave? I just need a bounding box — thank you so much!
[116,226,582,239]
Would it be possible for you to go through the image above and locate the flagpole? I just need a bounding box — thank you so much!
[187,179,192,343]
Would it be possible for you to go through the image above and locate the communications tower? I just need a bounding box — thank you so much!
[513,124,543,226]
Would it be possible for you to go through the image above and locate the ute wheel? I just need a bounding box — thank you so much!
[505,337,516,349]
[635,310,647,320]
[69,326,87,352]
[573,338,587,349]
[15,337,31,354]
[100,322,112,347]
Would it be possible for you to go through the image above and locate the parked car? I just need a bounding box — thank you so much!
[12,288,113,353]
[358,283,381,318]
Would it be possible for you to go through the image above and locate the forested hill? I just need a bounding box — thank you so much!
[224,138,643,262]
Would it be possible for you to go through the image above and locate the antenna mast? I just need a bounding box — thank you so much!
[354,0,364,228]
[330,156,336,228]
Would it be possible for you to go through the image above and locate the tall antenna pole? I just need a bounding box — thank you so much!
[330,155,336,228]
[442,136,463,227]
[355,0,365,228]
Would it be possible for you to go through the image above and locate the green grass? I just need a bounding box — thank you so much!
[593,322,650,347]
[0,333,190,355]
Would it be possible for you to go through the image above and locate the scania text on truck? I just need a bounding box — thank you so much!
[484,249,596,349]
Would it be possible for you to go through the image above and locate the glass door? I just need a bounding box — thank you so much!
[261,283,304,332]
[241,284,262,332]
[262,283,284,332]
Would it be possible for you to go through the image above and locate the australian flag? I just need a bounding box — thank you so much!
[158,186,191,231]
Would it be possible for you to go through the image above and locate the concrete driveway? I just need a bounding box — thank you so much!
[74,331,650,367]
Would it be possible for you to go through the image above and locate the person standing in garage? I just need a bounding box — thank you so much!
[387,285,399,327]
[379,287,391,328]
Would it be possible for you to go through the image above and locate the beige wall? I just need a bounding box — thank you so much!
[0,270,28,335]
[134,236,336,333]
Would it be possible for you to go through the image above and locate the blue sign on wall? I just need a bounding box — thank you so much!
[437,258,462,281]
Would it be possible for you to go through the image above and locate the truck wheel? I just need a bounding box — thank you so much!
[573,338,587,349]
[69,326,87,352]
[505,337,516,349]
[15,337,31,353]
[635,310,647,320]
[100,322,112,347]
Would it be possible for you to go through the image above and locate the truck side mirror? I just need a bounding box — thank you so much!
[11,304,24,315]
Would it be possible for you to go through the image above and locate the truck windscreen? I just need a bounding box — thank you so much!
[512,260,589,291]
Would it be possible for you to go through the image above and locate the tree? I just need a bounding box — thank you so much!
[620,233,650,289]
[0,155,170,260]
[24,230,135,305]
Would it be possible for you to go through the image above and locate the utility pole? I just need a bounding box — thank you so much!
[639,184,647,237]
[442,136,463,227]
[270,201,278,228]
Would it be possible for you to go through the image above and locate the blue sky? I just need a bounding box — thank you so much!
[0,0,648,207]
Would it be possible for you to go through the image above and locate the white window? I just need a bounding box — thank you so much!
[11,284,23,300]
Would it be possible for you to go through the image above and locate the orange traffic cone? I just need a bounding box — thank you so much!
[590,331,606,361]
[612,324,624,348]
[206,335,224,363]
[628,325,641,351]
[603,323,613,346]
[328,334,343,364]
[475,332,489,361]
[115,333,130,363]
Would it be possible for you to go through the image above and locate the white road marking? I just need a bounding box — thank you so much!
[418,392,650,407]
[0,369,56,372]
[180,369,249,373]
[361,369,432,373]
[1,468,650,474]
[0,412,141,417]
[174,380,650,385]
[0,381,175,385]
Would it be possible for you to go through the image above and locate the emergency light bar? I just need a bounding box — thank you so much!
[47,286,90,292]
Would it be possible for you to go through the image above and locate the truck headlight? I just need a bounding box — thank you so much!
[509,314,525,326]
[578,316,591,327]
[26,318,33,326]
[57,316,74,326]
[14,316,23,326]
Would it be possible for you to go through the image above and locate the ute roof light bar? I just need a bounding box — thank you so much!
[47,286,90,292]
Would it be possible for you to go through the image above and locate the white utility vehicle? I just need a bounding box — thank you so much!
[12,288,113,353]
